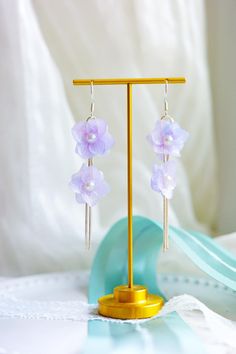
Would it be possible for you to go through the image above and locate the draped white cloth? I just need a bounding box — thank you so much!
[0,0,219,276]
[0,265,236,354]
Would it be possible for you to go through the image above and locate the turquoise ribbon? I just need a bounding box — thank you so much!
[83,216,236,353]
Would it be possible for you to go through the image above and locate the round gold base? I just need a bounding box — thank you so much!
[98,285,164,319]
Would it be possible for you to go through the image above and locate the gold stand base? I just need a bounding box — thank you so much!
[98,285,164,319]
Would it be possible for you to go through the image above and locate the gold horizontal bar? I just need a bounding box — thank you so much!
[73,77,186,85]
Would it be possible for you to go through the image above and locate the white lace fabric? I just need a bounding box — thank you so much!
[0,271,235,354]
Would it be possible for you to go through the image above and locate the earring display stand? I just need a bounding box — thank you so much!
[73,77,186,319]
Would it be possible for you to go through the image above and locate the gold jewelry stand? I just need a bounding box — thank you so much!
[73,77,186,319]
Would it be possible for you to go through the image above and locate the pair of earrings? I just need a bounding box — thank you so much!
[70,81,188,250]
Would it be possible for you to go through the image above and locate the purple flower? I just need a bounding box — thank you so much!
[151,160,177,199]
[147,120,188,157]
[69,164,110,207]
[72,118,114,159]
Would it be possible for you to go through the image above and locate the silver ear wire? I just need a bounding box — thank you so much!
[164,80,168,116]
[161,80,174,123]
[90,81,95,118]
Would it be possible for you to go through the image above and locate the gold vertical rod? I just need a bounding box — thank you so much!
[127,83,133,289]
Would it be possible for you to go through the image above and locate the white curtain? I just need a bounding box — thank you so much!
[0,0,218,275]
[205,0,236,234]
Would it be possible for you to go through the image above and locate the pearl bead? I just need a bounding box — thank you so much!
[164,174,172,182]
[164,134,173,145]
[87,133,97,143]
[85,181,95,192]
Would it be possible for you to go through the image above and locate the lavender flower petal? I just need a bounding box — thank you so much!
[147,120,189,158]
[72,118,114,159]
[151,160,177,199]
[72,122,86,142]
[89,139,106,156]
[92,118,107,136]
[75,142,91,159]
[69,164,110,207]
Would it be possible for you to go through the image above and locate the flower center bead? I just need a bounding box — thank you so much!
[87,133,97,143]
[164,174,172,185]
[164,134,173,146]
[84,181,95,192]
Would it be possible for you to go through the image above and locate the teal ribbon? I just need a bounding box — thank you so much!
[83,216,236,353]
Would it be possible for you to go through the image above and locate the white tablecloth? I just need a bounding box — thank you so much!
[0,270,235,354]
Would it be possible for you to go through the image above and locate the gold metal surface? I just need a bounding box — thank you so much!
[98,285,164,319]
[127,84,133,288]
[73,77,186,85]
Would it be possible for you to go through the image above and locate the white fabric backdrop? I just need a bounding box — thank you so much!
[0,0,219,275]
[205,0,236,234]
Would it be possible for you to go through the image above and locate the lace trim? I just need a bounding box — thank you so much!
[0,273,235,350]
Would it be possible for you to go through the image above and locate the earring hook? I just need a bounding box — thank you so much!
[164,79,168,116]
[90,81,95,118]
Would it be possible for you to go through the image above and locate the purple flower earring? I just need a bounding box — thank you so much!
[70,82,114,249]
[147,80,189,251]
